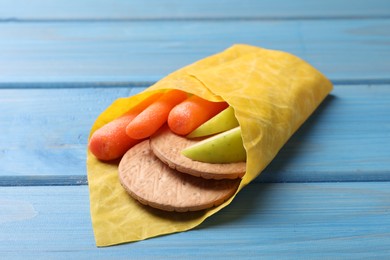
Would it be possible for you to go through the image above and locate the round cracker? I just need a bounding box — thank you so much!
[150,126,246,180]
[118,140,240,212]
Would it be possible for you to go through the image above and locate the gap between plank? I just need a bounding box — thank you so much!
[1,78,390,90]
[1,15,390,23]
[0,175,88,187]
[1,175,390,187]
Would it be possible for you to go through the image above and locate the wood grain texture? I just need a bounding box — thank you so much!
[0,0,389,257]
[0,183,389,258]
[0,0,389,20]
[0,19,389,84]
[0,85,389,184]
[0,87,134,181]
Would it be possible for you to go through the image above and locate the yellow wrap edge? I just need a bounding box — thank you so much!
[87,44,333,246]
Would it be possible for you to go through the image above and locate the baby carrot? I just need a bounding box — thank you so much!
[126,89,188,139]
[88,93,163,161]
[167,95,229,136]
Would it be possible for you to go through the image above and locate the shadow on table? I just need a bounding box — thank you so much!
[258,94,337,183]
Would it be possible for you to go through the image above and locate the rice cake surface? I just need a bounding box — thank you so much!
[118,140,240,212]
[150,126,246,180]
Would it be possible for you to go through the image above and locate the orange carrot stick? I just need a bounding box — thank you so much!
[168,95,229,135]
[88,93,163,161]
[126,89,188,139]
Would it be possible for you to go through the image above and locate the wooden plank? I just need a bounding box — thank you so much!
[261,84,390,182]
[1,0,389,20]
[0,84,389,184]
[0,19,389,84]
[0,87,134,180]
[0,182,389,258]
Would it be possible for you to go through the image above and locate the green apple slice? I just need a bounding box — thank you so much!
[182,126,246,163]
[186,106,239,138]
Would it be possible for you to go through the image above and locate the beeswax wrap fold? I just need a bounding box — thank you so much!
[87,44,333,246]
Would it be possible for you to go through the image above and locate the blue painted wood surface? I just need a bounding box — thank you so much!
[1,85,389,184]
[1,183,390,259]
[1,19,389,84]
[1,0,389,20]
[0,0,389,258]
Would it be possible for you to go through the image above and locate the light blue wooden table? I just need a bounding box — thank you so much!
[1,1,389,259]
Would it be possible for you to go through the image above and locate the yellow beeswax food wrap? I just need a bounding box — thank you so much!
[87,44,333,246]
